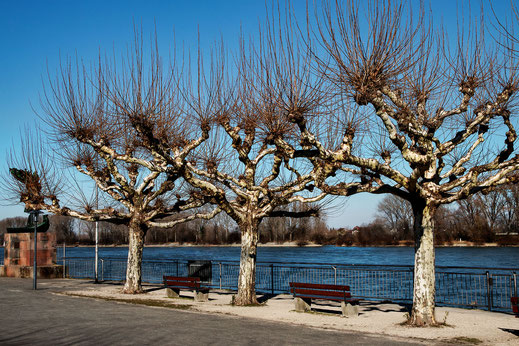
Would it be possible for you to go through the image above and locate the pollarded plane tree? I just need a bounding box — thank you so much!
[174,20,329,305]
[4,37,222,293]
[180,101,327,305]
[182,108,326,306]
[292,0,519,325]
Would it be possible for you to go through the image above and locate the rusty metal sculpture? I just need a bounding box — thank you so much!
[6,214,49,234]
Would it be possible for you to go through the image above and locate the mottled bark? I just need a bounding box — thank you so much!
[122,219,147,294]
[409,201,437,326]
[235,217,260,306]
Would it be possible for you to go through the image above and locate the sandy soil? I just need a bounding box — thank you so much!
[49,280,519,345]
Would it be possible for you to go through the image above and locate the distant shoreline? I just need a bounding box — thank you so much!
[2,241,517,249]
[64,241,519,248]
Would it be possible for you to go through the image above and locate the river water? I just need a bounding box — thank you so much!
[1,245,518,269]
[45,245,519,269]
[3,245,517,310]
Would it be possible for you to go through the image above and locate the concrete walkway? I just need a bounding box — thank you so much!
[3,278,519,345]
[0,278,424,345]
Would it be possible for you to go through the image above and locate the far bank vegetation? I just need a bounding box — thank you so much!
[2,186,518,247]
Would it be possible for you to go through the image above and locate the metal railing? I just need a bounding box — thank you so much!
[56,256,518,313]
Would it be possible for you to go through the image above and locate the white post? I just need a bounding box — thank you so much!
[95,221,99,283]
[95,186,99,283]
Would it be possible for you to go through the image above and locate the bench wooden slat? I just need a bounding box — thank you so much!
[164,280,200,288]
[295,295,360,303]
[291,288,352,299]
[163,275,209,302]
[289,281,359,317]
[163,275,206,290]
[294,295,352,302]
[165,283,200,290]
[289,282,350,291]
[164,278,200,284]
[164,276,200,282]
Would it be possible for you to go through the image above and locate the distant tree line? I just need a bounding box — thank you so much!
[343,183,519,246]
[0,202,325,246]
[2,186,517,247]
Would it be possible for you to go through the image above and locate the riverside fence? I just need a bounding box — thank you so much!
[56,256,518,313]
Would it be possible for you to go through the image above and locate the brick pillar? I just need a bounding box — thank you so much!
[2,232,60,278]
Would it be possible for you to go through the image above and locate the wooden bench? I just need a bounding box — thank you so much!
[512,297,518,318]
[289,282,360,317]
[163,275,209,302]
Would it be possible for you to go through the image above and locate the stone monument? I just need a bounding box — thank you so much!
[1,215,63,278]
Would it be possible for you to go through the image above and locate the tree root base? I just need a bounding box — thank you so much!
[233,295,259,306]
[121,287,144,294]
[404,315,438,327]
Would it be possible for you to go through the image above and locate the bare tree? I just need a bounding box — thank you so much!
[179,95,326,305]
[456,192,501,242]
[3,34,221,293]
[168,14,330,305]
[290,0,519,325]
[0,216,27,244]
[376,195,413,240]
[454,181,519,241]
[498,182,519,234]
[50,215,77,244]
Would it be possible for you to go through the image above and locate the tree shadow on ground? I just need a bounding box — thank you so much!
[499,328,519,337]
[359,301,411,313]
[143,286,164,293]
[257,293,280,304]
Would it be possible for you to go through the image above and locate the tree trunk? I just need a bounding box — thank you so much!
[409,200,437,326]
[122,219,147,294]
[235,218,260,305]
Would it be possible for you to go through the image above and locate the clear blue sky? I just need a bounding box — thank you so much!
[0,1,513,228]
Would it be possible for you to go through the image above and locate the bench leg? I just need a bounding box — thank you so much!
[294,297,311,312]
[165,288,180,298]
[195,291,209,302]
[341,302,359,317]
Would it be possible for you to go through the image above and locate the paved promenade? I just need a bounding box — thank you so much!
[0,278,422,345]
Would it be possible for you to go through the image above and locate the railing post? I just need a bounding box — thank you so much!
[62,243,66,279]
[513,272,517,298]
[410,267,414,300]
[486,271,493,311]
[332,266,337,285]
[101,259,104,281]
[219,262,222,289]
[270,264,274,295]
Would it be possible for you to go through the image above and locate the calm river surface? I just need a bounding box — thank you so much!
[1,245,518,268]
[44,245,519,269]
